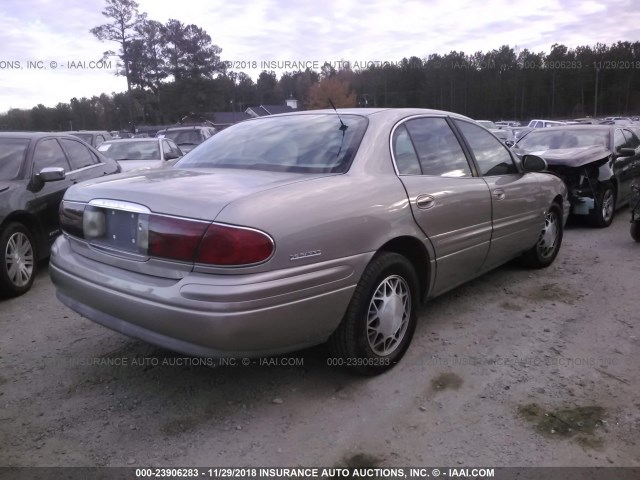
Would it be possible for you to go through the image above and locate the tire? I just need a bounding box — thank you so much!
[522,205,563,269]
[328,251,419,375]
[589,184,616,228]
[631,221,640,242]
[0,223,37,298]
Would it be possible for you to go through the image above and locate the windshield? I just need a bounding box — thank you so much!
[477,121,496,129]
[98,141,161,161]
[176,114,368,173]
[0,138,30,180]
[162,130,203,146]
[516,129,610,151]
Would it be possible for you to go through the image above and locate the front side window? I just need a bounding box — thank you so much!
[176,114,368,174]
[33,139,71,173]
[455,120,517,176]
[622,129,640,149]
[403,117,471,177]
[614,129,627,151]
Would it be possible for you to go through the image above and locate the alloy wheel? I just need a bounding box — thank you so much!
[5,232,34,287]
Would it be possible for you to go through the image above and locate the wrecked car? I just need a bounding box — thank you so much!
[513,125,640,227]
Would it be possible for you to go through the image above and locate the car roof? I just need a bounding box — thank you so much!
[255,108,474,122]
[0,131,81,140]
[103,138,160,143]
[523,125,613,133]
[67,130,110,134]
[160,125,212,131]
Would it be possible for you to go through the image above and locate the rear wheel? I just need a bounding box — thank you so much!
[589,184,616,228]
[0,223,37,297]
[522,205,563,269]
[329,252,419,375]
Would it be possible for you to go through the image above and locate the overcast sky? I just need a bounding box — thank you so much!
[1,0,639,113]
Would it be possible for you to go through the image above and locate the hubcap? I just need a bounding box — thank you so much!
[367,275,411,356]
[5,232,34,287]
[537,211,559,259]
[602,189,614,222]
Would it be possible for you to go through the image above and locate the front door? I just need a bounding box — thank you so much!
[453,119,545,270]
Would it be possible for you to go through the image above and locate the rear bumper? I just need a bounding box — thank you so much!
[50,236,370,357]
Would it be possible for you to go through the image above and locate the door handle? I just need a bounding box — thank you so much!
[492,189,506,201]
[416,194,435,209]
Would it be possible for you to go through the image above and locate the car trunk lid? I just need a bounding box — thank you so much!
[64,167,330,220]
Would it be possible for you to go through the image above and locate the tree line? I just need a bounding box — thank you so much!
[1,0,640,131]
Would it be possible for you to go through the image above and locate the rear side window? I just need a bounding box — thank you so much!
[0,138,30,180]
[403,117,471,177]
[60,138,98,170]
[392,125,421,174]
[33,139,71,173]
[455,120,517,176]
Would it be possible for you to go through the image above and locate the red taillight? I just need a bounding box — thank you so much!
[148,216,208,262]
[197,224,274,266]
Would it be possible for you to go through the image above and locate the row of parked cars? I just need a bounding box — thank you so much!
[2,108,639,376]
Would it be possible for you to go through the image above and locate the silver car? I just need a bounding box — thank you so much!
[50,109,569,375]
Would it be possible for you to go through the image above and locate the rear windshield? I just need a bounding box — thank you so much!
[176,114,368,173]
[517,129,610,151]
[71,133,93,143]
[98,141,161,161]
[0,138,30,180]
[162,130,204,147]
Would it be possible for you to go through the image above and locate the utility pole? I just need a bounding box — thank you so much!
[594,67,600,118]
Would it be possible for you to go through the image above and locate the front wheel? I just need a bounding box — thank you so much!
[328,252,419,375]
[589,184,616,228]
[522,205,563,269]
[0,223,37,297]
[631,221,640,242]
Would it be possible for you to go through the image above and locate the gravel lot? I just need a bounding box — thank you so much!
[1,212,639,468]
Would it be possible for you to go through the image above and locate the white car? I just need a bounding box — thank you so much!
[527,119,566,128]
[97,138,183,171]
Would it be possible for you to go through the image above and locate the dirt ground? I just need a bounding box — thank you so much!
[1,212,639,468]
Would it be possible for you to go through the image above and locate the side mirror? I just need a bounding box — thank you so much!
[504,140,515,148]
[37,167,66,182]
[616,147,635,158]
[522,154,548,172]
[164,152,180,160]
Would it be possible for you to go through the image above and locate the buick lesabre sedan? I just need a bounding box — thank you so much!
[50,109,569,374]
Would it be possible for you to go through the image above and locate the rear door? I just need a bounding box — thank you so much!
[393,116,492,296]
[453,119,545,270]
[59,137,113,183]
